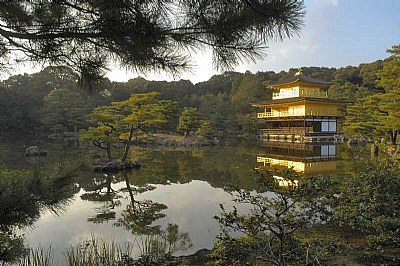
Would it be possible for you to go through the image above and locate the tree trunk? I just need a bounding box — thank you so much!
[389,129,398,145]
[106,175,112,194]
[356,147,365,160]
[106,143,112,161]
[278,233,285,266]
[371,143,379,158]
[121,124,135,162]
[124,176,135,205]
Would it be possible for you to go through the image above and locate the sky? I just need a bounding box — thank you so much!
[9,0,400,84]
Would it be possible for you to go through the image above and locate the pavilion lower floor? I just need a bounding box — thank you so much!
[257,116,342,142]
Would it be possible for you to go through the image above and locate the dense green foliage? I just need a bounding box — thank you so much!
[0,163,79,264]
[212,159,400,265]
[196,120,216,140]
[41,88,88,133]
[212,171,342,265]
[334,159,400,263]
[343,45,400,144]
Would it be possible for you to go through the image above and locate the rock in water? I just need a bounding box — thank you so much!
[25,146,40,156]
[25,146,48,156]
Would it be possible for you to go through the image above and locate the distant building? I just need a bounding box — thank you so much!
[251,69,349,142]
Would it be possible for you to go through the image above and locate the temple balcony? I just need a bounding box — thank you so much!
[259,127,313,135]
[272,91,298,99]
[300,89,328,98]
[272,89,328,100]
[259,127,339,134]
[257,111,305,118]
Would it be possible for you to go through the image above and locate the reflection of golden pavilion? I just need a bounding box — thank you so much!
[256,142,338,185]
[256,157,337,174]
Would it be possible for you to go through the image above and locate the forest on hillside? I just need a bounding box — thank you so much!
[0,45,399,144]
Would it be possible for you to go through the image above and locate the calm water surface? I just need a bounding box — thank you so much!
[0,137,365,263]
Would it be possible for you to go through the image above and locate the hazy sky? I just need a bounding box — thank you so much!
[10,0,400,84]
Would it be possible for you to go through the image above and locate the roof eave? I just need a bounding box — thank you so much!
[267,80,333,88]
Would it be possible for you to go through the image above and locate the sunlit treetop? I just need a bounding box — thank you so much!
[0,0,305,90]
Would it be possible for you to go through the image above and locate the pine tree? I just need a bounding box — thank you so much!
[196,120,215,139]
[41,88,88,133]
[177,108,200,137]
[80,92,174,161]
[0,1,304,89]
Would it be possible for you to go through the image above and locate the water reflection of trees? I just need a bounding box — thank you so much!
[80,169,171,247]
[75,145,265,262]
[2,140,389,264]
[81,172,168,233]
[0,166,77,264]
[80,174,121,223]
[123,146,260,190]
[133,223,192,265]
[80,145,262,230]
[116,174,167,235]
[80,169,193,264]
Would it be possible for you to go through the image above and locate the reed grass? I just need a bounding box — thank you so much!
[16,246,55,266]
[64,236,132,266]
[8,223,191,266]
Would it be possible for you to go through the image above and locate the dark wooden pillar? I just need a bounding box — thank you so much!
[371,143,379,158]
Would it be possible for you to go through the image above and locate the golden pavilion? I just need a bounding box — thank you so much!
[252,70,349,142]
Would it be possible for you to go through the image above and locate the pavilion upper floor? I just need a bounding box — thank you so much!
[267,73,333,100]
[272,83,328,99]
[252,97,349,118]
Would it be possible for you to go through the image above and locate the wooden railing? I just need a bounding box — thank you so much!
[272,92,297,99]
[259,127,313,134]
[300,90,328,98]
[257,111,305,118]
[257,156,288,166]
[272,90,328,99]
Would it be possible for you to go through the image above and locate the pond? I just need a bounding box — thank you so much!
[0,137,366,264]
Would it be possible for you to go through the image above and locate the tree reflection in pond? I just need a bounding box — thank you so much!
[115,174,167,236]
[0,165,77,264]
[75,167,194,265]
[81,170,169,236]
[80,174,121,223]
[1,163,192,265]
[78,148,194,264]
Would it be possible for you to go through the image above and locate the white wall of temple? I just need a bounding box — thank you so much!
[272,86,300,99]
[272,85,327,99]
